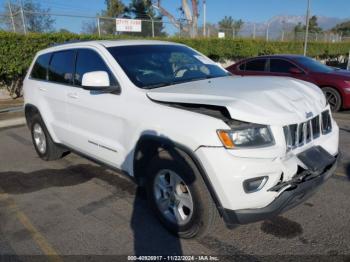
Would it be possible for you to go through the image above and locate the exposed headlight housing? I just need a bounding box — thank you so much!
[217,125,274,149]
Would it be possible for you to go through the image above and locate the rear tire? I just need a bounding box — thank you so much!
[322,87,342,112]
[30,114,68,161]
[146,149,220,238]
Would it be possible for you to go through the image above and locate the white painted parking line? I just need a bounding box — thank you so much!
[0,117,26,129]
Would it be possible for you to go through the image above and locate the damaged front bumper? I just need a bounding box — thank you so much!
[221,147,338,227]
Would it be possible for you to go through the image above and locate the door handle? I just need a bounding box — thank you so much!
[39,87,47,91]
[67,93,78,99]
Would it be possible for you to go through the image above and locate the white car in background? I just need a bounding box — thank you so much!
[23,40,339,238]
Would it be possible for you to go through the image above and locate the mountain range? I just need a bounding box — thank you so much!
[238,15,349,37]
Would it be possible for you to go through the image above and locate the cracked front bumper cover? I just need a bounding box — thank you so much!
[221,150,338,227]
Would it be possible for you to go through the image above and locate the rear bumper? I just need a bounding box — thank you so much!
[221,155,338,227]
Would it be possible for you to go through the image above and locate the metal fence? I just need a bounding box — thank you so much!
[216,27,343,42]
[0,10,344,42]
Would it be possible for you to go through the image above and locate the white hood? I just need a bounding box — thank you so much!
[147,76,326,126]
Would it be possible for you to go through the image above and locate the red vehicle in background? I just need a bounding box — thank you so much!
[226,55,350,112]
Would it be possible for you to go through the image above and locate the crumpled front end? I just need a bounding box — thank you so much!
[194,107,339,226]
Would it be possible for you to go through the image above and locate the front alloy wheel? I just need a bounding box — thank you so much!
[146,150,220,238]
[153,169,194,225]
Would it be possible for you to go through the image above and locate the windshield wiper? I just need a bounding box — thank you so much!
[174,74,230,84]
[143,75,229,89]
[143,82,173,89]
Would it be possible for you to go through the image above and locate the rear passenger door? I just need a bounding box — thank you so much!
[239,58,268,76]
[64,48,125,168]
[34,50,75,142]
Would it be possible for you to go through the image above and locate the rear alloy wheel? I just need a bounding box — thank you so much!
[30,114,68,161]
[33,123,47,154]
[322,87,342,112]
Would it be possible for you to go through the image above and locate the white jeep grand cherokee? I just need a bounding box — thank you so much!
[24,40,339,238]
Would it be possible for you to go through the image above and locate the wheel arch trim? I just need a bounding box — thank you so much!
[133,134,226,217]
[24,103,60,143]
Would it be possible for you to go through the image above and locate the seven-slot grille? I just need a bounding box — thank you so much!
[283,110,332,150]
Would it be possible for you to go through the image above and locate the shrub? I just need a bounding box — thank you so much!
[1,31,350,97]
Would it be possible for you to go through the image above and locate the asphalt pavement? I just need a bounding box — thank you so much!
[0,114,349,261]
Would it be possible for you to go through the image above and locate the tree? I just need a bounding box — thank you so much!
[331,20,350,37]
[233,19,244,37]
[103,0,125,17]
[293,16,322,41]
[294,22,303,33]
[218,16,244,37]
[1,0,55,33]
[293,22,304,40]
[197,23,218,37]
[127,0,166,37]
[308,16,322,33]
[59,28,72,34]
[99,0,126,34]
[155,0,199,37]
[294,16,322,34]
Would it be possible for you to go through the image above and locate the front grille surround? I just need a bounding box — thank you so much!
[283,110,332,151]
[321,110,332,134]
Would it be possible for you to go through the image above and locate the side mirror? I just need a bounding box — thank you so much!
[289,67,303,74]
[82,71,110,90]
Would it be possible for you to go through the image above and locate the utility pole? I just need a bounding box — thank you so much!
[253,23,256,39]
[19,0,26,34]
[7,1,16,32]
[266,21,271,41]
[303,0,311,56]
[151,17,155,38]
[146,14,155,38]
[97,17,101,36]
[203,0,206,37]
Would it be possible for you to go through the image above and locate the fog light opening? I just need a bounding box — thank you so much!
[243,176,268,193]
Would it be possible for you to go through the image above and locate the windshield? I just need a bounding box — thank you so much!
[107,44,230,89]
[294,56,334,73]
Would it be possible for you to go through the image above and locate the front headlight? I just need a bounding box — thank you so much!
[217,125,274,149]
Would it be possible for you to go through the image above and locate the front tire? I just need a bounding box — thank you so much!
[322,87,342,112]
[30,114,67,161]
[146,149,219,238]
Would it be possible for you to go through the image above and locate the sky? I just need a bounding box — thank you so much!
[0,0,349,33]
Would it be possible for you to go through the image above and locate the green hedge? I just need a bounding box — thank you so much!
[1,31,350,97]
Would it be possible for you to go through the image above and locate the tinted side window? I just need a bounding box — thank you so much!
[245,59,266,71]
[75,49,117,86]
[270,59,297,73]
[30,53,51,80]
[48,50,75,84]
[238,63,246,71]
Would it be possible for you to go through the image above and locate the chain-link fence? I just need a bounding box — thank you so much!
[0,10,177,37]
[0,10,345,42]
[213,26,342,42]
